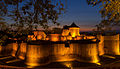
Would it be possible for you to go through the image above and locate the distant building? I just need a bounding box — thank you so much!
[62,22,80,37]
[28,30,46,40]
[27,22,96,41]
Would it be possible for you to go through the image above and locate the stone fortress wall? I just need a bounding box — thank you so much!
[0,23,119,67]
[0,34,119,67]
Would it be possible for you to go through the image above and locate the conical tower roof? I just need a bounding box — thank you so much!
[70,22,79,27]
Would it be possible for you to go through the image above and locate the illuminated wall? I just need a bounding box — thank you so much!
[28,35,36,40]
[0,46,2,54]
[22,40,99,66]
[70,43,99,63]
[61,36,67,41]
[69,27,80,37]
[97,35,104,56]
[49,34,61,42]
[86,36,95,39]
[104,34,120,55]
[62,29,69,36]
[51,43,74,62]
[67,36,72,40]
[35,31,46,40]
[51,42,99,63]
[25,44,50,67]
[28,31,46,40]
[2,43,18,56]
[11,43,18,57]
[18,43,27,60]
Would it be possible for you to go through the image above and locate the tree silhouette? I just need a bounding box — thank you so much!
[87,0,120,29]
[0,0,65,45]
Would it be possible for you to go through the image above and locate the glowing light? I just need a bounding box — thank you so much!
[28,35,36,40]
[0,46,2,52]
[86,36,95,39]
[104,34,120,55]
[50,34,60,42]
[33,31,38,36]
[97,35,104,55]
[12,43,18,57]
[45,37,49,40]
[96,63,101,65]
[61,37,67,41]
[69,27,80,37]
[37,35,42,40]
[67,36,72,40]
[63,62,72,69]
[76,36,82,40]
[18,43,26,60]
[72,33,76,37]
[62,29,70,36]
[91,39,97,42]
[25,45,50,67]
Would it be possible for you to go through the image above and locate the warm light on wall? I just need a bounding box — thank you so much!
[97,35,104,56]
[67,36,72,40]
[50,34,61,42]
[28,31,46,40]
[0,46,2,53]
[63,62,72,68]
[73,37,77,40]
[28,35,36,40]
[37,35,42,40]
[104,34,120,55]
[12,43,18,57]
[76,36,82,40]
[69,27,80,37]
[86,36,95,39]
[45,37,49,40]
[62,29,69,36]
[91,56,99,63]
[72,33,76,37]
[26,45,43,67]
[18,43,27,60]
[61,37,67,41]
[33,31,38,36]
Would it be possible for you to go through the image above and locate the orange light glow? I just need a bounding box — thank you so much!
[50,34,61,42]
[45,37,49,40]
[28,35,36,40]
[69,27,80,37]
[72,33,76,37]
[63,62,72,68]
[18,43,27,60]
[62,29,70,36]
[104,34,120,55]
[37,35,42,40]
[86,36,95,39]
[12,43,18,57]
[61,37,67,41]
[0,46,2,52]
[67,36,72,40]
[25,45,50,67]
[76,36,82,40]
[97,35,104,55]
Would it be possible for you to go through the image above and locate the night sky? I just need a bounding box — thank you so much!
[6,0,119,31]
[55,0,102,31]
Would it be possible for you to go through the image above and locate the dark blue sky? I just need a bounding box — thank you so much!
[6,0,103,31]
[55,0,102,31]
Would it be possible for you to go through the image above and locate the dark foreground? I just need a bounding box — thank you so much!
[0,55,120,69]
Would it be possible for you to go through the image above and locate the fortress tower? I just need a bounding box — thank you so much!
[62,22,80,37]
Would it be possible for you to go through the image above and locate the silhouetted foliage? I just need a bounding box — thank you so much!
[87,0,120,31]
[0,0,65,45]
